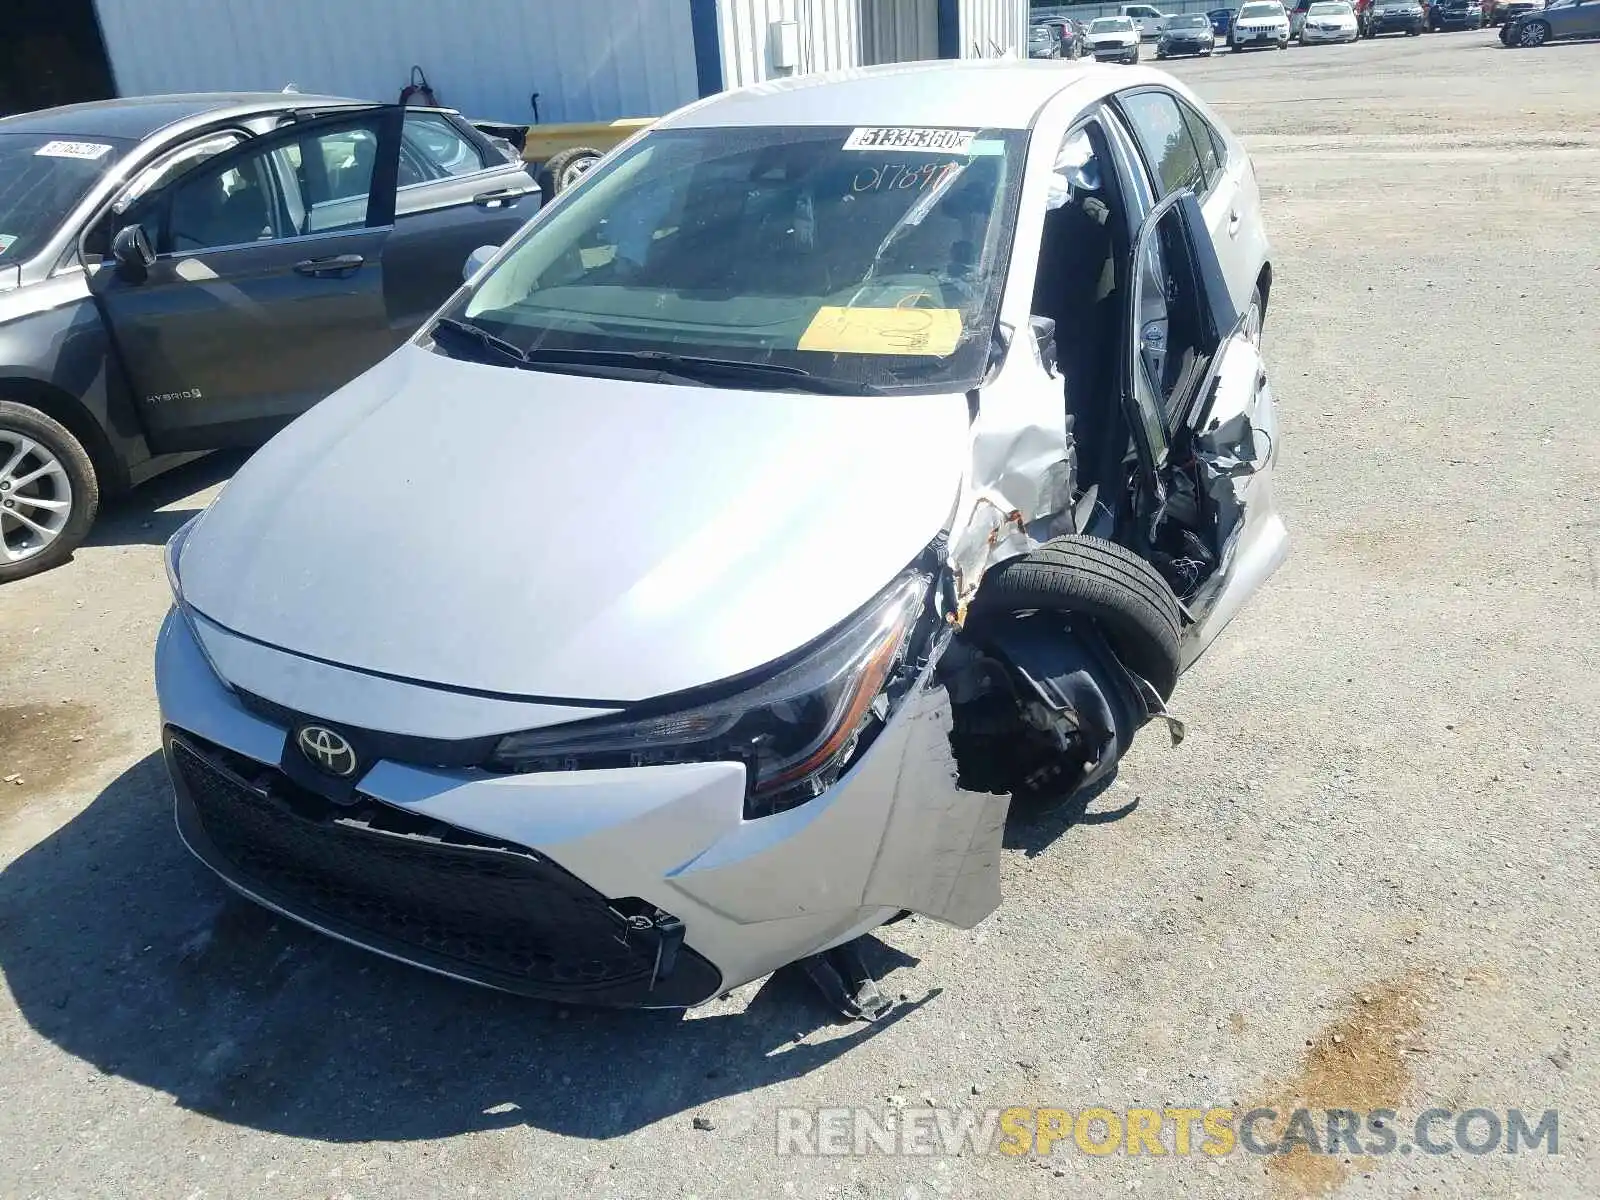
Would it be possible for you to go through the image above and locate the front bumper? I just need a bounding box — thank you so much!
[1159,37,1214,52]
[1301,23,1357,37]
[1092,42,1140,58]
[155,609,1004,1006]
[1233,27,1287,42]
[1368,12,1427,28]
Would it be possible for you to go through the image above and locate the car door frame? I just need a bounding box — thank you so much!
[1119,184,1288,668]
[1109,84,1260,319]
[88,104,408,451]
[382,109,540,331]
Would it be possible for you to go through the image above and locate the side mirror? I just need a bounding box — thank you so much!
[463,244,499,282]
[1030,315,1059,377]
[111,225,154,283]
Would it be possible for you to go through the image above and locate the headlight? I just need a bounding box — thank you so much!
[163,510,232,690]
[164,514,200,603]
[491,570,934,818]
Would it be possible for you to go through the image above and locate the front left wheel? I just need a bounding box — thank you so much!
[0,401,99,584]
[1519,19,1550,43]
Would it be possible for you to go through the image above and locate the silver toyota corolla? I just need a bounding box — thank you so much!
[156,61,1286,1018]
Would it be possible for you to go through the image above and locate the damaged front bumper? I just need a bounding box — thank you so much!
[156,608,1009,1006]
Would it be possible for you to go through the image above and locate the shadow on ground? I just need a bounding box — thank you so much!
[1002,768,1138,857]
[0,754,925,1142]
[84,451,248,549]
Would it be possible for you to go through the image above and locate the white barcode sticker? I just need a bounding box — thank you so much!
[34,140,114,161]
[843,127,978,154]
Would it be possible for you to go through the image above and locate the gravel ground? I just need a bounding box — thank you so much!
[2,31,1598,1200]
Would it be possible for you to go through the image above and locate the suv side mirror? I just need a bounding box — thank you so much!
[111,225,154,283]
[463,244,499,282]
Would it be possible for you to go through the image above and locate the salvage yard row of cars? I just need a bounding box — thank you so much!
[1030,0,1590,53]
[4,59,1286,1017]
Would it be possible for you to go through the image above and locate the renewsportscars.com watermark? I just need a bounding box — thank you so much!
[776,1106,1560,1159]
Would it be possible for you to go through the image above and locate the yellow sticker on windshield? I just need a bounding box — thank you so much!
[799,307,963,357]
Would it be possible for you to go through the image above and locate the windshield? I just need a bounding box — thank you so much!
[1030,25,1056,38]
[1239,2,1283,15]
[1091,17,1136,31]
[447,125,1027,394]
[1308,2,1349,12]
[0,133,133,264]
[1168,15,1212,26]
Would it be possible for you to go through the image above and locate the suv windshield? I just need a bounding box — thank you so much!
[1239,2,1283,15]
[0,133,133,264]
[446,125,1028,394]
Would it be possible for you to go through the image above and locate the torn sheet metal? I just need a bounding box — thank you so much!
[944,327,1075,620]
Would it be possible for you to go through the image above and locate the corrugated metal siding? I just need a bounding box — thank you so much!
[91,0,701,124]
[958,0,1027,57]
[860,0,939,65]
[716,0,863,88]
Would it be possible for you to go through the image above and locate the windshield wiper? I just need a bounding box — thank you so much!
[429,316,530,365]
[516,347,883,395]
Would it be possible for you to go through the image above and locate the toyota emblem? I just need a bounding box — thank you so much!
[297,725,359,778]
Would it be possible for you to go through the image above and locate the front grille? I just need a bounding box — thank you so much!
[168,733,720,1005]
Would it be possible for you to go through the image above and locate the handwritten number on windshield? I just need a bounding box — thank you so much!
[853,161,962,194]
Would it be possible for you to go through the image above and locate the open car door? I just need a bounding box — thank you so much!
[1123,189,1288,670]
[91,106,406,451]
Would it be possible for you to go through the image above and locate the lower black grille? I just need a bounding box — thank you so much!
[167,732,720,1006]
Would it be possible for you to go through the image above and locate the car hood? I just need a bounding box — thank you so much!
[1235,16,1286,26]
[1089,30,1140,41]
[178,344,972,703]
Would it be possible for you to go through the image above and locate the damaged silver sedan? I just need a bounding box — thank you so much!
[154,61,1286,1019]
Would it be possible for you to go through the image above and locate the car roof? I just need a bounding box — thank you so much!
[0,93,367,142]
[662,61,1124,133]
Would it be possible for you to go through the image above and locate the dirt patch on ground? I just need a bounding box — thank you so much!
[0,702,105,816]
[1258,974,1433,1199]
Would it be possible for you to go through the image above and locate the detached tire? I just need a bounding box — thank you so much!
[537,146,603,198]
[967,535,1183,700]
[0,401,99,584]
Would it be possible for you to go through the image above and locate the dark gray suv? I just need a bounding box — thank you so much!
[0,93,540,581]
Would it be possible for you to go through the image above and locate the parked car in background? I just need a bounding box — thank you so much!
[1301,0,1363,36]
[1088,15,1144,59]
[155,59,1283,1019]
[1429,0,1486,24]
[1367,0,1429,32]
[1489,0,1544,22]
[1157,13,1219,53]
[1208,6,1240,34]
[1029,23,1063,56]
[0,94,539,581]
[1232,0,1293,46]
[1120,3,1173,36]
[1033,18,1087,57]
[1501,0,1599,41]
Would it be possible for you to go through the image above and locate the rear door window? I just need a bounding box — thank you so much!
[1116,90,1208,198]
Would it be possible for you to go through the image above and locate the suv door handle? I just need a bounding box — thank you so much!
[1227,208,1242,237]
[293,254,365,278]
[472,186,535,209]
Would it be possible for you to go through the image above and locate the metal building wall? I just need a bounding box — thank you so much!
[90,0,702,125]
[715,0,864,89]
[958,0,1027,58]
[860,0,940,66]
